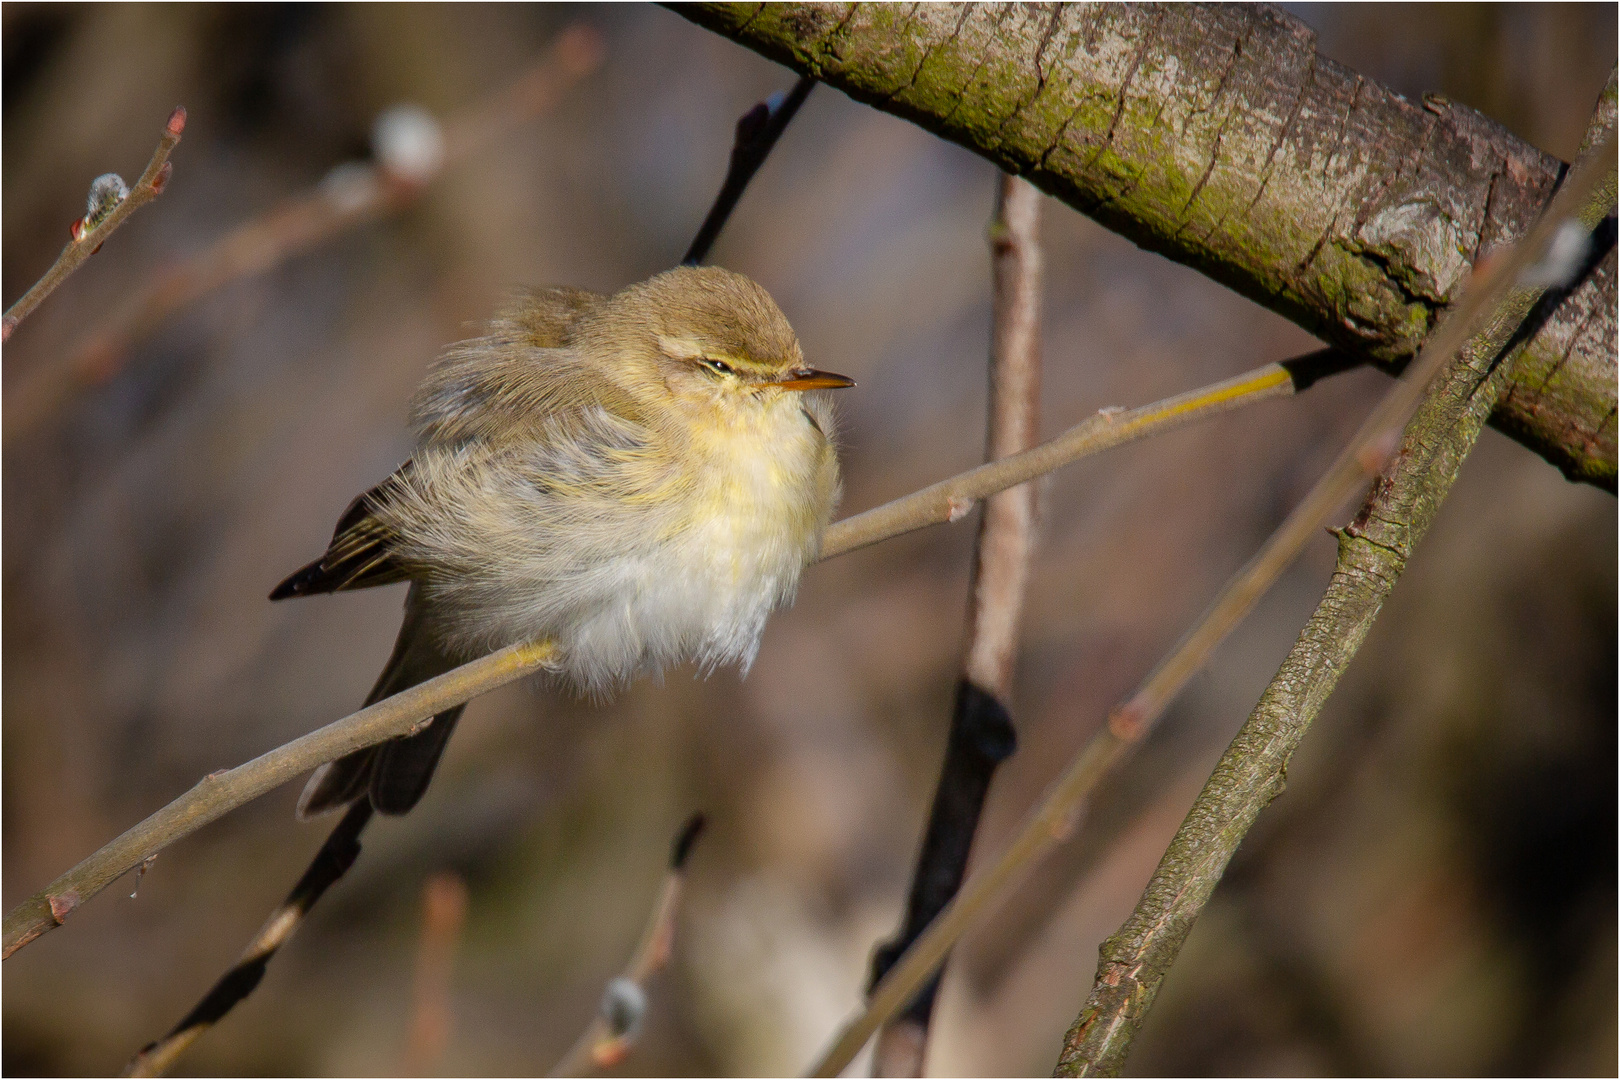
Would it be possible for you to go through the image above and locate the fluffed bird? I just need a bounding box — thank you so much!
[272,265,854,818]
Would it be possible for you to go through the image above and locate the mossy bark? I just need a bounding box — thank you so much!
[672,3,1617,489]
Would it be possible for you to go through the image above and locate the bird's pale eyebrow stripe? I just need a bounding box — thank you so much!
[656,335,707,360]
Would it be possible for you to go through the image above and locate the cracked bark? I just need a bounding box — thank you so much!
[669,3,1617,490]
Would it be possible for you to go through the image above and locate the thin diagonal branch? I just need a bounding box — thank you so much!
[804,130,1617,1080]
[124,802,375,1077]
[1054,102,1620,1080]
[871,173,1042,1078]
[549,814,706,1076]
[2,106,186,342]
[0,349,1360,961]
[4,25,603,445]
[683,75,816,266]
[821,350,1349,560]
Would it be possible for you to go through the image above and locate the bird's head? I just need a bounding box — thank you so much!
[577,265,854,408]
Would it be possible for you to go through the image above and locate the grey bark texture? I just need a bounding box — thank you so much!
[672,2,1618,490]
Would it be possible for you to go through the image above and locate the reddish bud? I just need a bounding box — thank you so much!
[2,316,17,343]
[70,217,87,242]
[1108,699,1149,742]
[150,162,173,195]
[48,890,81,925]
[556,24,606,76]
[591,1037,632,1069]
[166,105,187,136]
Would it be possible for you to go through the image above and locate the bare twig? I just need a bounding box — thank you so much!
[804,132,1618,1080]
[548,814,706,1076]
[820,350,1353,561]
[0,351,1359,963]
[682,75,816,266]
[1054,116,1620,1080]
[400,872,471,1076]
[3,25,603,444]
[2,106,186,343]
[871,173,1042,1078]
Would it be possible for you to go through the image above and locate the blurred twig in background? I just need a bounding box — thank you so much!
[3,24,603,446]
[124,802,374,1078]
[1055,116,1620,1079]
[682,75,815,267]
[549,814,705,1076]
[870,173,1042,1078]
[400,872,470,1077]
[2,106,186,343]
[806,125,1620,1080]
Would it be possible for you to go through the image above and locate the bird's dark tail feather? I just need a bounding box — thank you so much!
[298,586,464,819]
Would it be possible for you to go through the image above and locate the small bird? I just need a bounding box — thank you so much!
[272,265,853,818]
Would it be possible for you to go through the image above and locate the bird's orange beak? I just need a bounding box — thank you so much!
[777,368,856,391]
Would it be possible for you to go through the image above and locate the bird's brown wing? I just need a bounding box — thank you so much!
[270,464,415,600]
[410,286,612,449]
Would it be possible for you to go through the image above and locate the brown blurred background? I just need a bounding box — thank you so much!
[3,4,1613,1076]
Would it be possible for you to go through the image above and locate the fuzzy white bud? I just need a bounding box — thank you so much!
[372,104,444,185]
[1519,218,1591,290]
[319,161,380,215]
[599,976,646,1039]
[85,172,129,228]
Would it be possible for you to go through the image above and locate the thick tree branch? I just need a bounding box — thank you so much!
[669,3,1618,490]
[1054,102,1619,1080]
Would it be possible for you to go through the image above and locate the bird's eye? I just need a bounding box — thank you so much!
[700,357,734,376]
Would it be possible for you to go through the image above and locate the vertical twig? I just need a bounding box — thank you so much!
[400,872,471,1076]
[870,174,1043,1077]
[548,814,706,1077]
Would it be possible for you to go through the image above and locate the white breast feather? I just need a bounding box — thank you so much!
[378,392,838,697]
